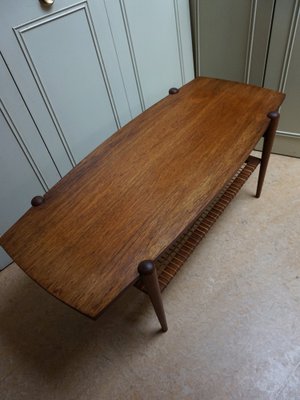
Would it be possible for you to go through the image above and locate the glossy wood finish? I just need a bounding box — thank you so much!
[0,78,285,318]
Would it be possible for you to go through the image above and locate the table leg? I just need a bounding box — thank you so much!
[256,111,280,198]
[138,260,168,332]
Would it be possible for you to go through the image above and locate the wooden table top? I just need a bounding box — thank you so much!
[0,78,285,318]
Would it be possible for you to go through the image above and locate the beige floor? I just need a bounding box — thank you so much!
[1,153,300,400]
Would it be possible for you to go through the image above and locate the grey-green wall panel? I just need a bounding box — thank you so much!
[256,134,300,158]
[13,1,132,164]
[191,0,252,81]
[0,53,61,189]
[190,0,275,86]
[0,248,11,271]
[120,0,194,108]
[279,11,300,134]
[264,0,297,91]
[0,5,74,177]
[104,0,144,117]
[0,107,46,269]
[248,0,275,86]
[264,0,300,138]
[175,0,195,83]
[105,0,194,116]
[0,0,195,270]
[190,0,300,156]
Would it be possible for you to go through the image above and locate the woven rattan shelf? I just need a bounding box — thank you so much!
[135,155,260,294]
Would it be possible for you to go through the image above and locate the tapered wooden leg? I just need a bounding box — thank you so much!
[256,111,280,198]
[138,260,168,332]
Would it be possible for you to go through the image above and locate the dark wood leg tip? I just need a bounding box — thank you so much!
[255,187,262,198]
[138,260,154,275]
[267,111,280,120]
[255,111,280,198]
[31,195,45,207]
[169,87,179,95]
[138,260,168,332]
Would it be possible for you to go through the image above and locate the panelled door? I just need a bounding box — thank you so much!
[264,0,300,157]
[0,53,61,268]
[0,0,133,169]
[190,0,300,157]
[0,0,133,269]
[0,0,194,269]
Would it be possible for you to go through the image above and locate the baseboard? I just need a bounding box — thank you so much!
[256,133,300,158]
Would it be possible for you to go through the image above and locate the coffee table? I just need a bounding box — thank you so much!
[0,78,285,332]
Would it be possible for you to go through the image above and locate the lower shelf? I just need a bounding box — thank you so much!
[135,155,260,294]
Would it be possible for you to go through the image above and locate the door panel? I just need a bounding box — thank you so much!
[263,0,295,90]
[0,107,46,269]
[191,0,252,81]
[16,3,120,163]
[0,0,194,269]
[263,0,300,156]
[103,0,144,118]
[1,2,76,175]
[0,109,45,231]
[1,0,132,269]
[0,52,61,269]
[104,0,194,113]
[280,20,300,134]
[0,0,132,170]
[175,0,195,83]
[247,0,276,86]
[190,0,275,85]
[190,0,300,157]
[120,0,194,108]
[0,53,61,189]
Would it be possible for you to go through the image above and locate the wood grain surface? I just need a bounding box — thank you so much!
[0,77,285,318]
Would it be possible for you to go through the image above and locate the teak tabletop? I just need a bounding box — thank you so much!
[0,78,285,318]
